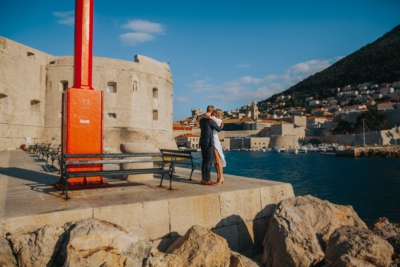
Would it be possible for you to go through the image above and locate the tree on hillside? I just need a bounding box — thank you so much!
[354,106,390,132]
[332,120,355,134]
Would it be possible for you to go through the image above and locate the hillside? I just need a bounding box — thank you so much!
[260,24,400,107]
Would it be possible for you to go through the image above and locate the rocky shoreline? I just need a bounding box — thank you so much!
[0,195,399,267]
[337,146,400,158]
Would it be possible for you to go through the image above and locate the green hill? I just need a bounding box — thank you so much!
[260,24,400,108]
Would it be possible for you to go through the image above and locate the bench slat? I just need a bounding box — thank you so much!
[66,168,170,178]
[64,153,162,158]
[64,158,164,165]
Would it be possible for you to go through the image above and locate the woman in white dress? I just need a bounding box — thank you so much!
[212,109,226,184]
[200,109,226,184]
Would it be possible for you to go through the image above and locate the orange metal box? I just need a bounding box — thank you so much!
[62,88,104,187]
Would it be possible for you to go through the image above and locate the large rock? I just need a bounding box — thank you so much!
[166,225,231,267]
[144,250,184,267]
[322,254,376,267]
[262,195,367,267]
[0,237,17,267]
[371,217,400,239]
[7,224,65,267]
[325,226,393,267]
[61,218,153,267]
[229,251,261,267]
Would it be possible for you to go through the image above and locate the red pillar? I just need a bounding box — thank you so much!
[58,0,108,191]
[73,0,93,90]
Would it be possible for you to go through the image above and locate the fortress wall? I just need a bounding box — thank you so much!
[0,37,54,151]
[0,37,177,152]
[45,55,176,151]
[269,136,299,149]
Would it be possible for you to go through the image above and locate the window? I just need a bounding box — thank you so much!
[30,100,40,115]
[60,80,68,91]
[27,52,35,58]
[108,113,117,119]
[0,94,8,112]
[133,81,137,91]
[153,88,158,98]
[107,82,117,93]
[153,110,158,120]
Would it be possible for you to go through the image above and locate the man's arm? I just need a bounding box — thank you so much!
[209,120,222,132]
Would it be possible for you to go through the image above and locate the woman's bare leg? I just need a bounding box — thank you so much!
[214,148,224,184]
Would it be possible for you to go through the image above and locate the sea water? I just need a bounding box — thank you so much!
[201,151,400,224]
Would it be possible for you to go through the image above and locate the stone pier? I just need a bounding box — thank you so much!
[0,150,294,258]
[336,146,400,157]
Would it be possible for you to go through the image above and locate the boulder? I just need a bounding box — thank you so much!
[166,225,231,267]
[144,250,184,267]
[388,235,400,261]
[61,218,153,267]
[229,251,261,267]
[371,217,400,239]
[322,254,376,267]
[262,195,367,267]
[0,237,17,267]
[325,226,393,267]
[7,224,65,267]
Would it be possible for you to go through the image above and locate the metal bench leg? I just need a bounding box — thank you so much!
[159,174,164,187]
[189,168,195,180]
[168,173,173,190]
[65,179,69,200]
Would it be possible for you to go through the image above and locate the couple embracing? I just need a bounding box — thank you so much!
[198,105,226,186]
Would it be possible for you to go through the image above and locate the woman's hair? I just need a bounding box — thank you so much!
[216,109,224,119]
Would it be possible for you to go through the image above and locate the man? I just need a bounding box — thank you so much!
[199,105,222,185]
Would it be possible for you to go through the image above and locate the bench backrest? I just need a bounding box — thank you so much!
[62,153,164,166]
[160,149,199,164]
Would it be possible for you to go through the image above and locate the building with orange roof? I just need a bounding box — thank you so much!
[175,133,200,149]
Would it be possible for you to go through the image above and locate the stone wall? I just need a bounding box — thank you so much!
[269,135,301,149]
[337,146,400,157]
[0,37,54,151]
[4,176,294,257]
[0,37,177,152]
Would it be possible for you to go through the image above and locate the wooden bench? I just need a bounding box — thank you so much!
[160,149,201,180]
[60,152,175,199]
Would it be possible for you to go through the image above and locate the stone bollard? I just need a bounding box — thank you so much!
[120,142,158,182]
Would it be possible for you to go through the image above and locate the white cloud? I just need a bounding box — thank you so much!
[174,95,190,103]
[120,32,155,46]
[185,57,337,106]
[186,78,213,93]
[122,20,164,34]
[120,19,165,46]
[53,11,75,26]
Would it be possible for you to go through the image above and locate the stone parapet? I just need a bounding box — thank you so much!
[2,151,295,257]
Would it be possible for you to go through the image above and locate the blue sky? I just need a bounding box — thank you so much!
[1,1,400,120]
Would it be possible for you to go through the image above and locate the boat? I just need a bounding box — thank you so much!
[288,148,298,154]
[273,146,287,153]
[298,146,308,153]
[272,147,280,152]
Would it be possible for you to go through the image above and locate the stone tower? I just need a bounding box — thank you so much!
[250,100,259,120]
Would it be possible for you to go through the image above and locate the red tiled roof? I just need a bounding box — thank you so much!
[173,125,192,130]
[175,133,199,138]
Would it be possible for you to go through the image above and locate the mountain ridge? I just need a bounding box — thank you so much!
[259,24,400,108]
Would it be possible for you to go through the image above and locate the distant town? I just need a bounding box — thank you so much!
[173,81,400,151]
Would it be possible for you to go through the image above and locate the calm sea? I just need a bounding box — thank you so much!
[197,151,400,225]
